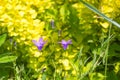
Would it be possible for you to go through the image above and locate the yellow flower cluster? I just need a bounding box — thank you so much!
[0,0,52,73]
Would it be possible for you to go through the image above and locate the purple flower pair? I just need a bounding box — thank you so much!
[32,37,72,50]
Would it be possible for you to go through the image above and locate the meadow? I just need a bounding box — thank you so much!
[0,0,120,80]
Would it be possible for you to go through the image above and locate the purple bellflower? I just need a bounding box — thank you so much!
[59,40,72,50]
[32,37,46,50]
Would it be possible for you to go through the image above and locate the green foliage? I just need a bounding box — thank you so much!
[0,63,13,80]
[0,55,17,63]
[0,34,17,63]
[0,34,6,46]
[80,0,120,28]
[0,34,17,79]
[0,0,120,80]
[90,72,104,80]
[106,71,118,80]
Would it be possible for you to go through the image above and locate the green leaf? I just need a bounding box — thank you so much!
[60,5,65,17]
[80,0,120,28]
[0,56,17,63]
[60,5,66,22]
[60,4,70,22]
[90,72,104,80]
[42,73,46,80]
[107,71,118,80]
[109,43,120,57]
[0,52,12,58]
[0,34,7,46]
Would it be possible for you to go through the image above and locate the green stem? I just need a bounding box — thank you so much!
[105,24,111,80]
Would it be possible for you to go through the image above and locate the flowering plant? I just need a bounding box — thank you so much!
[32,37,47,51]
[59,40,72,50]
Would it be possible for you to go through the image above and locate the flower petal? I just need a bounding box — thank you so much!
[37,46,43,50]
[32,40,38,46]
[61,40,67,44]
[62,44,68,50]
[67,40,72,44]
[39,37,43,42]
[59,39,72,50]
[32,37,47,51]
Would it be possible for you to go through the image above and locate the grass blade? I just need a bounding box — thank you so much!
[80,0,120,28]
[0,56,17,63]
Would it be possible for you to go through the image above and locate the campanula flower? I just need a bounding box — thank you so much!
[59,40,72,50]
[32,37,46,50]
